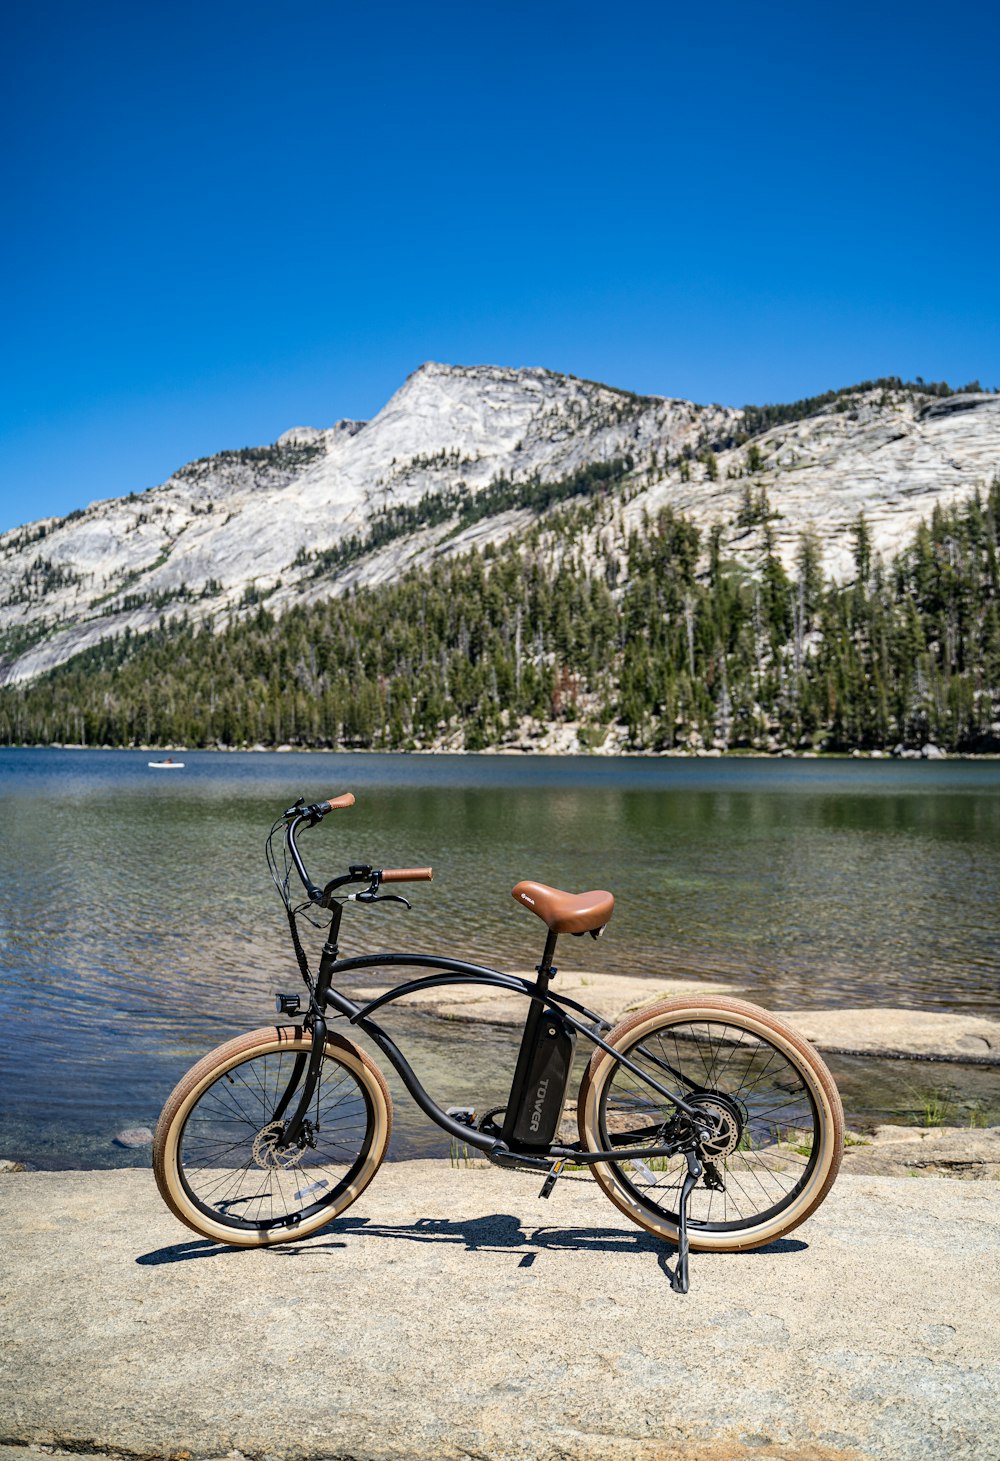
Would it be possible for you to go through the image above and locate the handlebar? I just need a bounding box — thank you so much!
[318,793,355,813]
[282,793,431,904]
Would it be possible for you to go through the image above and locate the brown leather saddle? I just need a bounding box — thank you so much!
[511,879,614,937]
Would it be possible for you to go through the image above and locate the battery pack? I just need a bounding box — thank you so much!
[503,1006,577,1150]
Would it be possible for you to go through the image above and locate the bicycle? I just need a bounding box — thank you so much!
[154,793,844,1292]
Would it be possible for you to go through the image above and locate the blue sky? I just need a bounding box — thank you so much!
[1,0,998,531]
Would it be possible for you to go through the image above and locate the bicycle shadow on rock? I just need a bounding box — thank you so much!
[137,1213,807,1281]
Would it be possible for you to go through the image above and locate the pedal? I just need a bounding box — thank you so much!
[446,1106,477,1127]
[539,1158,565,1199]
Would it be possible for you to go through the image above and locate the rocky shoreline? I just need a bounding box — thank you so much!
[331,976,1000,1181]
[838,1124,1000,1180]
[19,738,1000,757]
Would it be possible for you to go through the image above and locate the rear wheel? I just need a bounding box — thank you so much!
[154,1025,391,1246]
[577,996,843,1251]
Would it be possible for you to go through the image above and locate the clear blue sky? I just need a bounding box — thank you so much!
[2,0,998,532]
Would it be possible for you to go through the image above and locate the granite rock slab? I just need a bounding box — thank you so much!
[1,1163,998,1461]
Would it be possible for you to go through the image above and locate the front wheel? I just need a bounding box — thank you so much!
[577,996,843,1252]
[154,1024,392,1246]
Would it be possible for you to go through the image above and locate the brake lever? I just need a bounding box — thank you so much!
[349,890,412,910]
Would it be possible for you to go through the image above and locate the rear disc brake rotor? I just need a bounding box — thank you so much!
[687,1091,746,1159]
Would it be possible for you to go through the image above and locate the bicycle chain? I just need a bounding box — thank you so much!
[478,1105,725,1190]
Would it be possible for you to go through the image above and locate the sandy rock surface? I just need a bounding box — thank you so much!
[348,970,744,1027]
[346,973,1000,1066]
[776,1008,1000,1064]
[839,1124,1000,1180]
[2,1163,998,1461]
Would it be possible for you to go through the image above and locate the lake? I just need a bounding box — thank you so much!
[1,748,998,1168]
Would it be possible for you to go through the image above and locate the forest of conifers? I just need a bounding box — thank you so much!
[1,479,998,753]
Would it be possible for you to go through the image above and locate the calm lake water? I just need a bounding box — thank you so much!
[1,749,998,1168]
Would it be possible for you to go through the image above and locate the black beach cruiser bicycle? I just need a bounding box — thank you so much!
[154,794,844,1292]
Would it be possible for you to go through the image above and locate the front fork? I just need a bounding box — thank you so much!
[277,917,342,1150]
[277,1009,328,1149]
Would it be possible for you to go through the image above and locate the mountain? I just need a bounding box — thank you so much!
[2,363,998,687]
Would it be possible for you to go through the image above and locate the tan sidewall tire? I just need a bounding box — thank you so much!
[577,996,844,1252]
[153,1025,392,1247]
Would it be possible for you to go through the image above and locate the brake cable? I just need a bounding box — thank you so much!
[285,904,315,992]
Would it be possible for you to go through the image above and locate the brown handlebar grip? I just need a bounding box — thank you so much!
[321,793,356,812]
[381,867,433,882]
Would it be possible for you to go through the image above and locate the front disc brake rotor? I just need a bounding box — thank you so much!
[252,1120,306,1171]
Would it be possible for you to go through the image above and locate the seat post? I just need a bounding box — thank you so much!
[536,929,558,990]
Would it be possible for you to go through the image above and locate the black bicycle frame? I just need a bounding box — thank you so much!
[265,805,729,1292]
[278,902,711,1167]
[274,809,718,1168]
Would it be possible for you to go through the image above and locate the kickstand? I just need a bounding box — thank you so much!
[668,1149,703,1295]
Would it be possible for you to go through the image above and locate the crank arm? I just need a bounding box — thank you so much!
[488,1150,553,1174]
